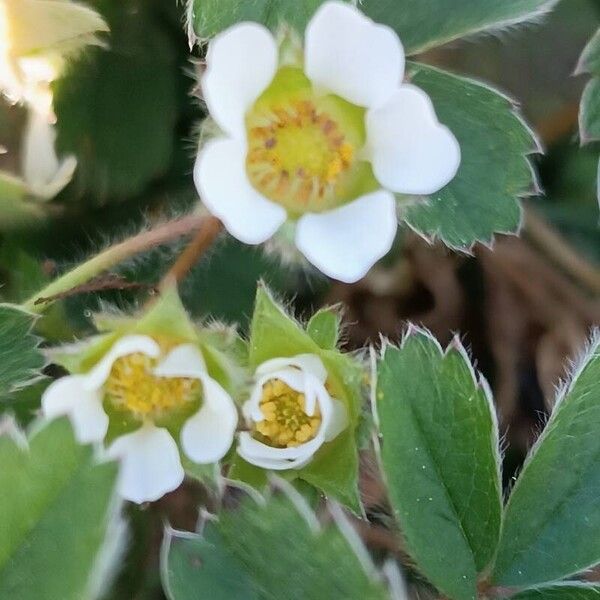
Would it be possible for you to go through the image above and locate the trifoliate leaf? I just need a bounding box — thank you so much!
[403,63,539,249]
[0,304,45,402]
[492,335,600,587]
[361,0,559,55]
[53,0,178,201]
[0,418,121,600]
[162,496,388,600]
[377,328,502,600]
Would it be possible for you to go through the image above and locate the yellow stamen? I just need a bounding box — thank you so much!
[246,98,356,213]
[252,378,322,448]
[105,352,200,420]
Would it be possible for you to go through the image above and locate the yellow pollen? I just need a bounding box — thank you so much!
[105,353,200,420]
[253,379,322,448]
[246,98,356,213]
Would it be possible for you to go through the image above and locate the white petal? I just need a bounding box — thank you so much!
[153,344,207,378]
[295,191,397,283]
[84,335,161,391]
[366,85,461,195]
[202,22,278,137]
[22,111,59,188]
[237,431,323,470]
[305,1,404,108]
[21,110,78,199]
[180,375,238,463]
[323,398,348,442]
[41,375,108,443]
[194,137,286,244]
[256,354,327,382]
[107,424,184,504]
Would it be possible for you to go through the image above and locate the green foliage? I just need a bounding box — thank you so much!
[162,526,260,600]
[362,0,559,55]
[404,63,538,248]
[492,336,600,587]
[306,306,341,350]
[162,495,388,600]
[0,304,45,402]
[0,418,120,600]
[191,0,325,38]
[53,0,179,202]
[190,0,558,56]
[512,585,600,599]
[578,28,600,197]
[377,329,502,600]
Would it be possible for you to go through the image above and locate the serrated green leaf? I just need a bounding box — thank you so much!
[307,306,340,350]
[53,0,178,201]
[512,584,600,600]
[377,330,502,600]
[361,0,559,55]
[215,496,387,600]
[162,525,260,600]
[0,305,45,402]
[191,0,324,38]
[404,63,538,248]
[0,418,120,600]
[492,336,600,587]
[190,0,558,56]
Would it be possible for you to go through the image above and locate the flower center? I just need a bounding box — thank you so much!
[245,67,378,216]
[105,353,200,420]
[253,378,322,448]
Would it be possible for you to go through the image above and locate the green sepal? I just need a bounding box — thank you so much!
[133,286,198,344]
[307,306,342,350]
[231,284,365,512]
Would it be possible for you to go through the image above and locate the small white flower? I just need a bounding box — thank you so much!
[42,335,238,503]
[194,0,460,283]
[237,354,348,470]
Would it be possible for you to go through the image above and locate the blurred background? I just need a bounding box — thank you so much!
[1,0,600,596]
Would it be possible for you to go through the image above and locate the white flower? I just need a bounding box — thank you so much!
[237,354,348,470]
[194,0,460,283]
[42,335,238,503]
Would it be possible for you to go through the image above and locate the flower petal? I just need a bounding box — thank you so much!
[180,375,238,464]
[305,1,404,108]
[295,191,397,283]
[323,399,348,442]
[366,84,461,195]
[153,344,207,378]
[194,137,286,244]
[84,335,161,391]
[41,375,108,443]
[107,424,184,504]
[237,431,322,469]
[203,22,278,137]
[256,354,327,382]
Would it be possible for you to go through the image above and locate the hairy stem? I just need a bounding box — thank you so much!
[21,214,207,314]
[159,216,223,288]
